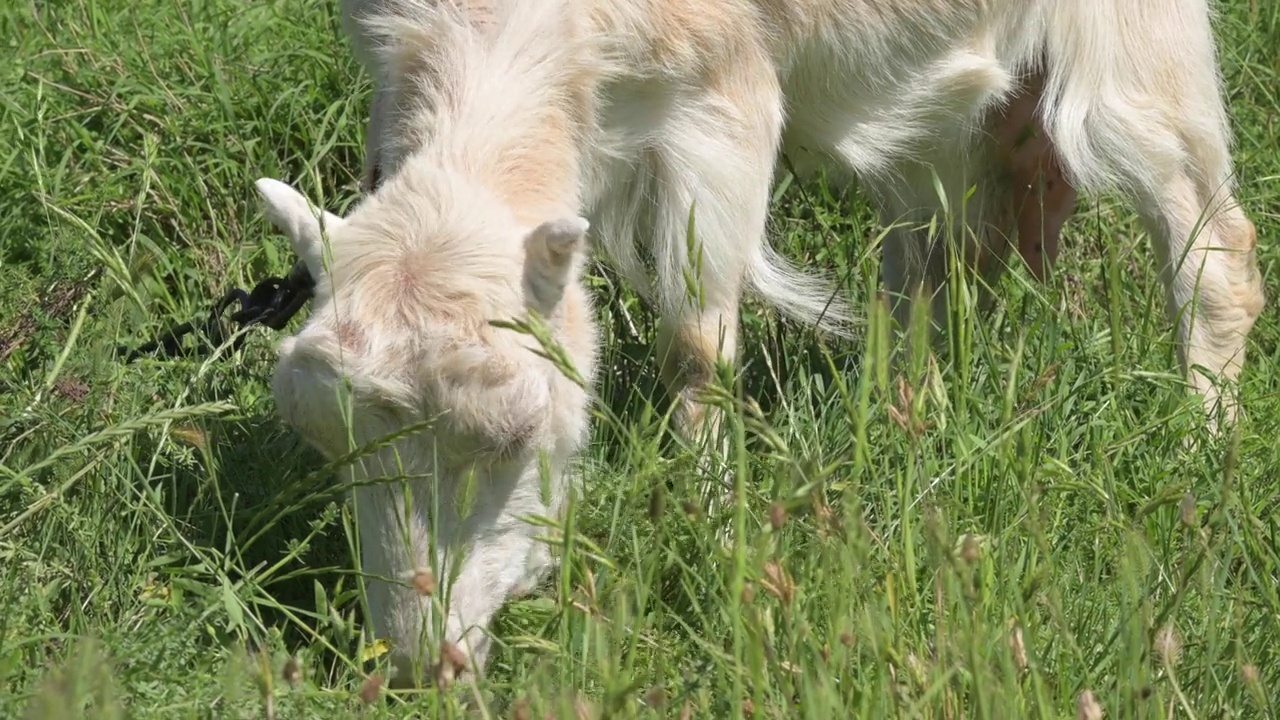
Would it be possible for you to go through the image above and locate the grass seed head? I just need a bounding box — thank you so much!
[906,652,928,686]
[1076,690,1102,720]
[1179,492,1197,528]
[768,502,787,531]
[358,674,383,705]
[649,485,666,521]
[1154,625,1182,667]
[170,425,208,452]
[812,498,839,537]
[1009,623,1028,672]
[760,562,795,607]
[442,641,468,673]
[282,657,301,689]
[574,694,598,720]
[887,404,910,432]
[435,662,456,690]
[643,686,667,710]
[897,375,915,409]
[435,641,469,689]
[412,567,436,597]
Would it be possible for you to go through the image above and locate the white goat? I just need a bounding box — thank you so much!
[256,0,1265,685]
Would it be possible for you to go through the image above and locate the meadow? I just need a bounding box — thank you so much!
[2,0,1279,717]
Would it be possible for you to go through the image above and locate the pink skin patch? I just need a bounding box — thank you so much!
[993,77,1077,282]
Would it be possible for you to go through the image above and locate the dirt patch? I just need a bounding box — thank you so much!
[52,376,91,403]
[0,276,95,363]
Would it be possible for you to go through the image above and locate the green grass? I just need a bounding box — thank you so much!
[3,0,1280,717]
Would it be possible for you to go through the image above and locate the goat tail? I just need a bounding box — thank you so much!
[745,241,858,339]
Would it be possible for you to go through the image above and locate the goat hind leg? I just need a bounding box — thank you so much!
[1042,23,1265,428]
[648,75,782,450]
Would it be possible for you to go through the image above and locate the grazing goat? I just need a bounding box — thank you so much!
[256,0,1265,685]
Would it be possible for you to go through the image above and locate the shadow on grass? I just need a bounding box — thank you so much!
[130,391,366,665]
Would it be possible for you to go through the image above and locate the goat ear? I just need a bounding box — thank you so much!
[523,216,589,316]
[255,178,343,275]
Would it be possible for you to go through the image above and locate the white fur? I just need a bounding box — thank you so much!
[264,0,1265,685]
[259,165,597,683]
